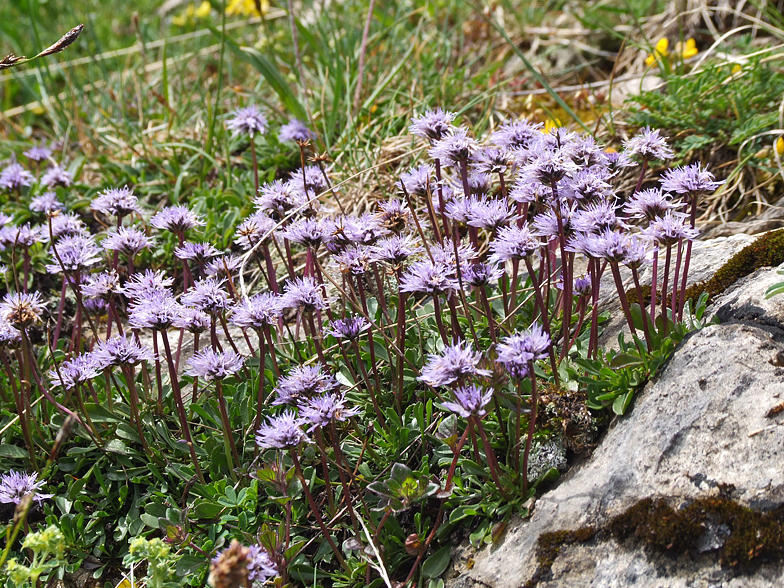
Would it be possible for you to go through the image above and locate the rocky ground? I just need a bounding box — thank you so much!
[446,233,784,588]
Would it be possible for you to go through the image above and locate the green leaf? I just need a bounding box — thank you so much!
[610,353,644,369]
[421,545,451,579]
[210,30,307,120]
[765,281,784,299]
[0,444,29,459]
[192,499,224,520]
[104,439,131,455]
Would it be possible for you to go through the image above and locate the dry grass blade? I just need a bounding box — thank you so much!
[0,23,83,71]
[35,23,84,58]
[0,54,26,71]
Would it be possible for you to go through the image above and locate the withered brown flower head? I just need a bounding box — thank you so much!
[1,292,45,330]
[208,539,250,588]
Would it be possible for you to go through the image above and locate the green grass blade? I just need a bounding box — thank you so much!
[210,27,307,121]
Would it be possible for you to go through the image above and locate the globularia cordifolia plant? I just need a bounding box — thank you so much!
[0,107,721,587]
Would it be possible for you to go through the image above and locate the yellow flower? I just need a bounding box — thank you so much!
[195,1,212,18]
[172,2,211,26]
[226,0,269,16]
[542,119,561,133]
[776,137,784,157]
[732,64,742,75]
[644,38,669,66]
[676,38,698,59]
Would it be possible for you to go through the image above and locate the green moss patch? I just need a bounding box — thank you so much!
[525,494,784,587]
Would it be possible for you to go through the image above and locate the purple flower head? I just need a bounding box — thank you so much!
[150,205,205,234]
[583,229,630,262]
[30,191,63,214]
[342,213,389,245]
[489,224,539,263]
[574,276,592,297]
[562,169,613,202]
[399,164,434,197]
[121,270,174,301]
[466,197,514,231]
[369,234,422,265]
[91,186,140,218]
[49,212,87,239]
[174,307,211,333]
[490,120,543,150]
[181,278,231,315]
[187,348,245,381]
[274,363,337,405]
[509,178,548,204]
[102,226,155,257]
[128,289,181,330]
[429,127,479,167]
[205,254,243,279]
[83,298,108,315]
[0,163,33,190]
[1,292,45,329]
[541,127,579,151]
[376,199,412,233]
[93,335,155,368]
[0,223,45,248]
[279,118,316,143]
[455,171,493,196]
[660,162,724,196]
[418,341,491,388]
[281,277,327,312]
[23,144,52,162]
[333,244,371,276]
[47,234,101,273]
[523,148,579,186]
[442,384,494,418]
[226,105,268,137]
[255,410,310,449]
[532,203,577,241]
[284,217,327,249]
[471,147,512,175]
[289,165,328,193]
[175,241,221,264]
[622,235,650,270]
[496,324,551,379]
[0,471,53,505]
[230,293,282,330]
[399,259,458,295]
[430,238,477,268]
[624,188,681,222]
[248,545,279,583]
[81,270,121,300]
[254,180,302,219]
[0,318,22,347]
[49,352,102,389]
[623,127,673,161]
[570,136,610,168]
[328,316,370,340]
[462,262,504,287]
[0,213,13,228]
[642,211,699,246]
[235,211,276,251]
[409,108,457,142]
[605,150,637,172]
[299,392,361,431]
[571,200,622,234]
[444,194,475,224]
[41,165,73,188]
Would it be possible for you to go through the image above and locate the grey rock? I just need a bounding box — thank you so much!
[446,268,784,588]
